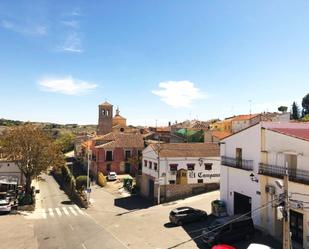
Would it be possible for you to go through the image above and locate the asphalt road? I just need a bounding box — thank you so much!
[32,173,128,249]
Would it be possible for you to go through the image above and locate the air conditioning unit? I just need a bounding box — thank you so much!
[265,185,276,195]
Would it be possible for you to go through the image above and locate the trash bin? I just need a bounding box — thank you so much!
[211,200,227,217]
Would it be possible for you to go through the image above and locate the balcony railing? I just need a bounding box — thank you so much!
[259,163,309,185]
[221,156,253,171]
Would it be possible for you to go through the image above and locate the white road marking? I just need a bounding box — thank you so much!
[48,208,54,217]
[41,208,47,219]
[55,207,62,217]
[81,243,87,249]
[74,205,85,215]
[69,206,78,216]
[62,207,70,216]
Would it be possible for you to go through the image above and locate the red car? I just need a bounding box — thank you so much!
[212,245,236,249]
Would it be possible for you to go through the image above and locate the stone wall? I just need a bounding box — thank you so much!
[140,173,219,203]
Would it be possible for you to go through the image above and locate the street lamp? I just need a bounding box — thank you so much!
[86,135,92,205]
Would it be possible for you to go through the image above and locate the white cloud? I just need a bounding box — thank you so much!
[61,20,79,29]
[152,80,207,108]
[58,31,83,53]
[1,19,47,36]
[38,76,98,95]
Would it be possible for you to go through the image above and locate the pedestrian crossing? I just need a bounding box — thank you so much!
[22,205,86,220]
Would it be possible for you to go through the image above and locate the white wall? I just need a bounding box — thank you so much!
[220,124,262,227]
[142,146,220,185]
[0,160,23,184]
[221,123,261,173]
[265,129,309,171]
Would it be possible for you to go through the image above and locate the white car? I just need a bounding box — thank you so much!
[107,172,117,181]
[247,244,273,249]
[0,198,12,213]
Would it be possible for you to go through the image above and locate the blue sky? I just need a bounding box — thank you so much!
[0,1,309,126]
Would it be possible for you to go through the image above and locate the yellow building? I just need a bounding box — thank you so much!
[209,118,233,133]
[112,107,127,128]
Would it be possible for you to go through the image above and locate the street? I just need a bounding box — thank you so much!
[0,174,281,249]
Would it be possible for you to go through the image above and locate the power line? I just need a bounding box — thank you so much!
[167,197,281,249]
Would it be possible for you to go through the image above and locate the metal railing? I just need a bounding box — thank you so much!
[259,163,309,185]
[221,156,253,171]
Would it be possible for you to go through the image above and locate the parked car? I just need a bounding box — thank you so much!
[202,215,255,246]
[169,206,207,225]
[212,245,236,249]
[247,244,273,249]
[0,192,12,213]
[107,172,117,181]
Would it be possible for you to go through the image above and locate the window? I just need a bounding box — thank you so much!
[198,179,203,183]
[169,180,176,184]
[169,164,178,171]
[125,150,131,160]
[106,151,113,161]
[236,148,242,167]
[187,163,195,170]
[149,161,152,169]
[7,163,10,167]
[144,160,148,167]
[205,163,213,170]
[154,163,158,171]
[106,110,109,116]
[102,109,106,115]
[106,163,111,171]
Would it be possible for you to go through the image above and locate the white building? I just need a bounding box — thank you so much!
[141,143,220,203]
[220,122,309,248]
[0,159,24,185]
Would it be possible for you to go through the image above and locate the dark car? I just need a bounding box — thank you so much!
[202,215,255,246]
[169,206,207,225]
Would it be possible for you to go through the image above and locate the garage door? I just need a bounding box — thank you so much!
[234,192,251,216]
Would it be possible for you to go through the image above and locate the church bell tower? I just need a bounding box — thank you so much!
[97,101,113,135]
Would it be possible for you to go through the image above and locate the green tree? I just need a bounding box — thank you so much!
[0,125,64,203]
[291,102,300,120]
[278,106,288,113]
[302,93,309,116]
[56,133,76,153]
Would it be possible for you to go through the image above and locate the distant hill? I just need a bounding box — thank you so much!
[0,118,97,137]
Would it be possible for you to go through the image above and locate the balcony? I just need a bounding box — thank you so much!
[221,156,253,171]
[259,163,309,185]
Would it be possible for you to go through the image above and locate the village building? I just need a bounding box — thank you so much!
[220,122,309,248]
[90,132,144,176]
[0,158,24,185]
[81,101,145,177]
[140,143,220,203]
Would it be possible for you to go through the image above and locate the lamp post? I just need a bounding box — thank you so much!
[86,136,91,205]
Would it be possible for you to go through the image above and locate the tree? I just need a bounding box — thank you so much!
[278,106,288,113]
[55,133,76,153]
[302,93,309,116]
[0,125,64,203]
[291,102,300,120]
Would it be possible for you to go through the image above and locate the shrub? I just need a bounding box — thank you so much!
[97,172,107,187]
[76,175,88,190]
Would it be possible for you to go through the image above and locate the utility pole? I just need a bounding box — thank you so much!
[283,163,291,249]
[157,136,161,205]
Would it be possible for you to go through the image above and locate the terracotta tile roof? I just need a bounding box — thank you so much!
[268,128,309,142]
[232,114,260,121]
[95,132,144,149]
[211,131,232,139]
[156,127,171,132]
[150,143,219,157]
